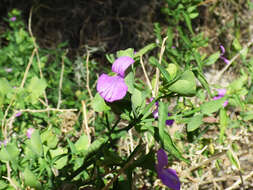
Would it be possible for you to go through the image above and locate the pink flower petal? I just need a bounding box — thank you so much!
[223,100,228,107]
[26,128,35,139]
[112,56,134,77]
[217,89,226,97]
[97,74,128,102]
[220,56,230,64]
[220,45,225,55]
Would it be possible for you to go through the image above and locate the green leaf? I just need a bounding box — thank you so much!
[91,93,110,112]
[232,38,242,51]
[189,12,199,19]
[154,59,171,83]
[30,130,43,156]
[166,27,174,47]
[204,51,220,66]
[124,72,135,94]
[0,144,19,162]
[0,180,8,189]
[182,12,194,35]
[83,136,108,160]
[219,108,228,144]
[50,147,68,169]
[134,43,156,58]
[117,48,134,58]
[158,102,168,144]
[169,70,196,96]
[187,114,203,132]
[227,149,240,170]
[41,129,58,149]
[27,77,47,104]
[23,168,42,190]
[131,88,143,109]
[75,134,89,152]
[201,98,226,115]
[0,78,12,96]
[157,102,190,164]
[163,132,190,164]
[66,137,77,154]
[167,64,177,79]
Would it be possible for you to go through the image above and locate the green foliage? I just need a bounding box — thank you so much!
[0,2,252,189]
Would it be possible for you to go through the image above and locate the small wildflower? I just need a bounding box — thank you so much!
[111,56,134,77]
[156,149,180,190]
[97,74,128,102]
[15,112,22,117]
[10,17,16,22]
[219,45,230,64]
[97,56,134,102]
[213,88,228,107]
[26,128,35,139]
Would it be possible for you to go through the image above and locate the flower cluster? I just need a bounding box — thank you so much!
[213,88,228,107]
[156,148,180,190]
[220,45,230,64]
[97,56,134,102]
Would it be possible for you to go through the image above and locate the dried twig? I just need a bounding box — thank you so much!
[225,171,253,190]
[140,55,153,96]
[57,51,67,109]
[28,6,49,107]
[154,37,167,97]
[81,100,91,144]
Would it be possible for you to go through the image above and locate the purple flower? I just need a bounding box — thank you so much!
[156,149,180,190]
[219,45,230,64]
[97,56,134,102]
[97,74,128,102]
[15,112,22,117]
[10,17,16,22]
[213,89,228,107]
[26,128,35,139]
[112,56,134,77]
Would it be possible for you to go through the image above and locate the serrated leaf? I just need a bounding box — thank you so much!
[91,93,110,112]
[23,168,42,190]
[187,114,203,132]
[169,70,196,96]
